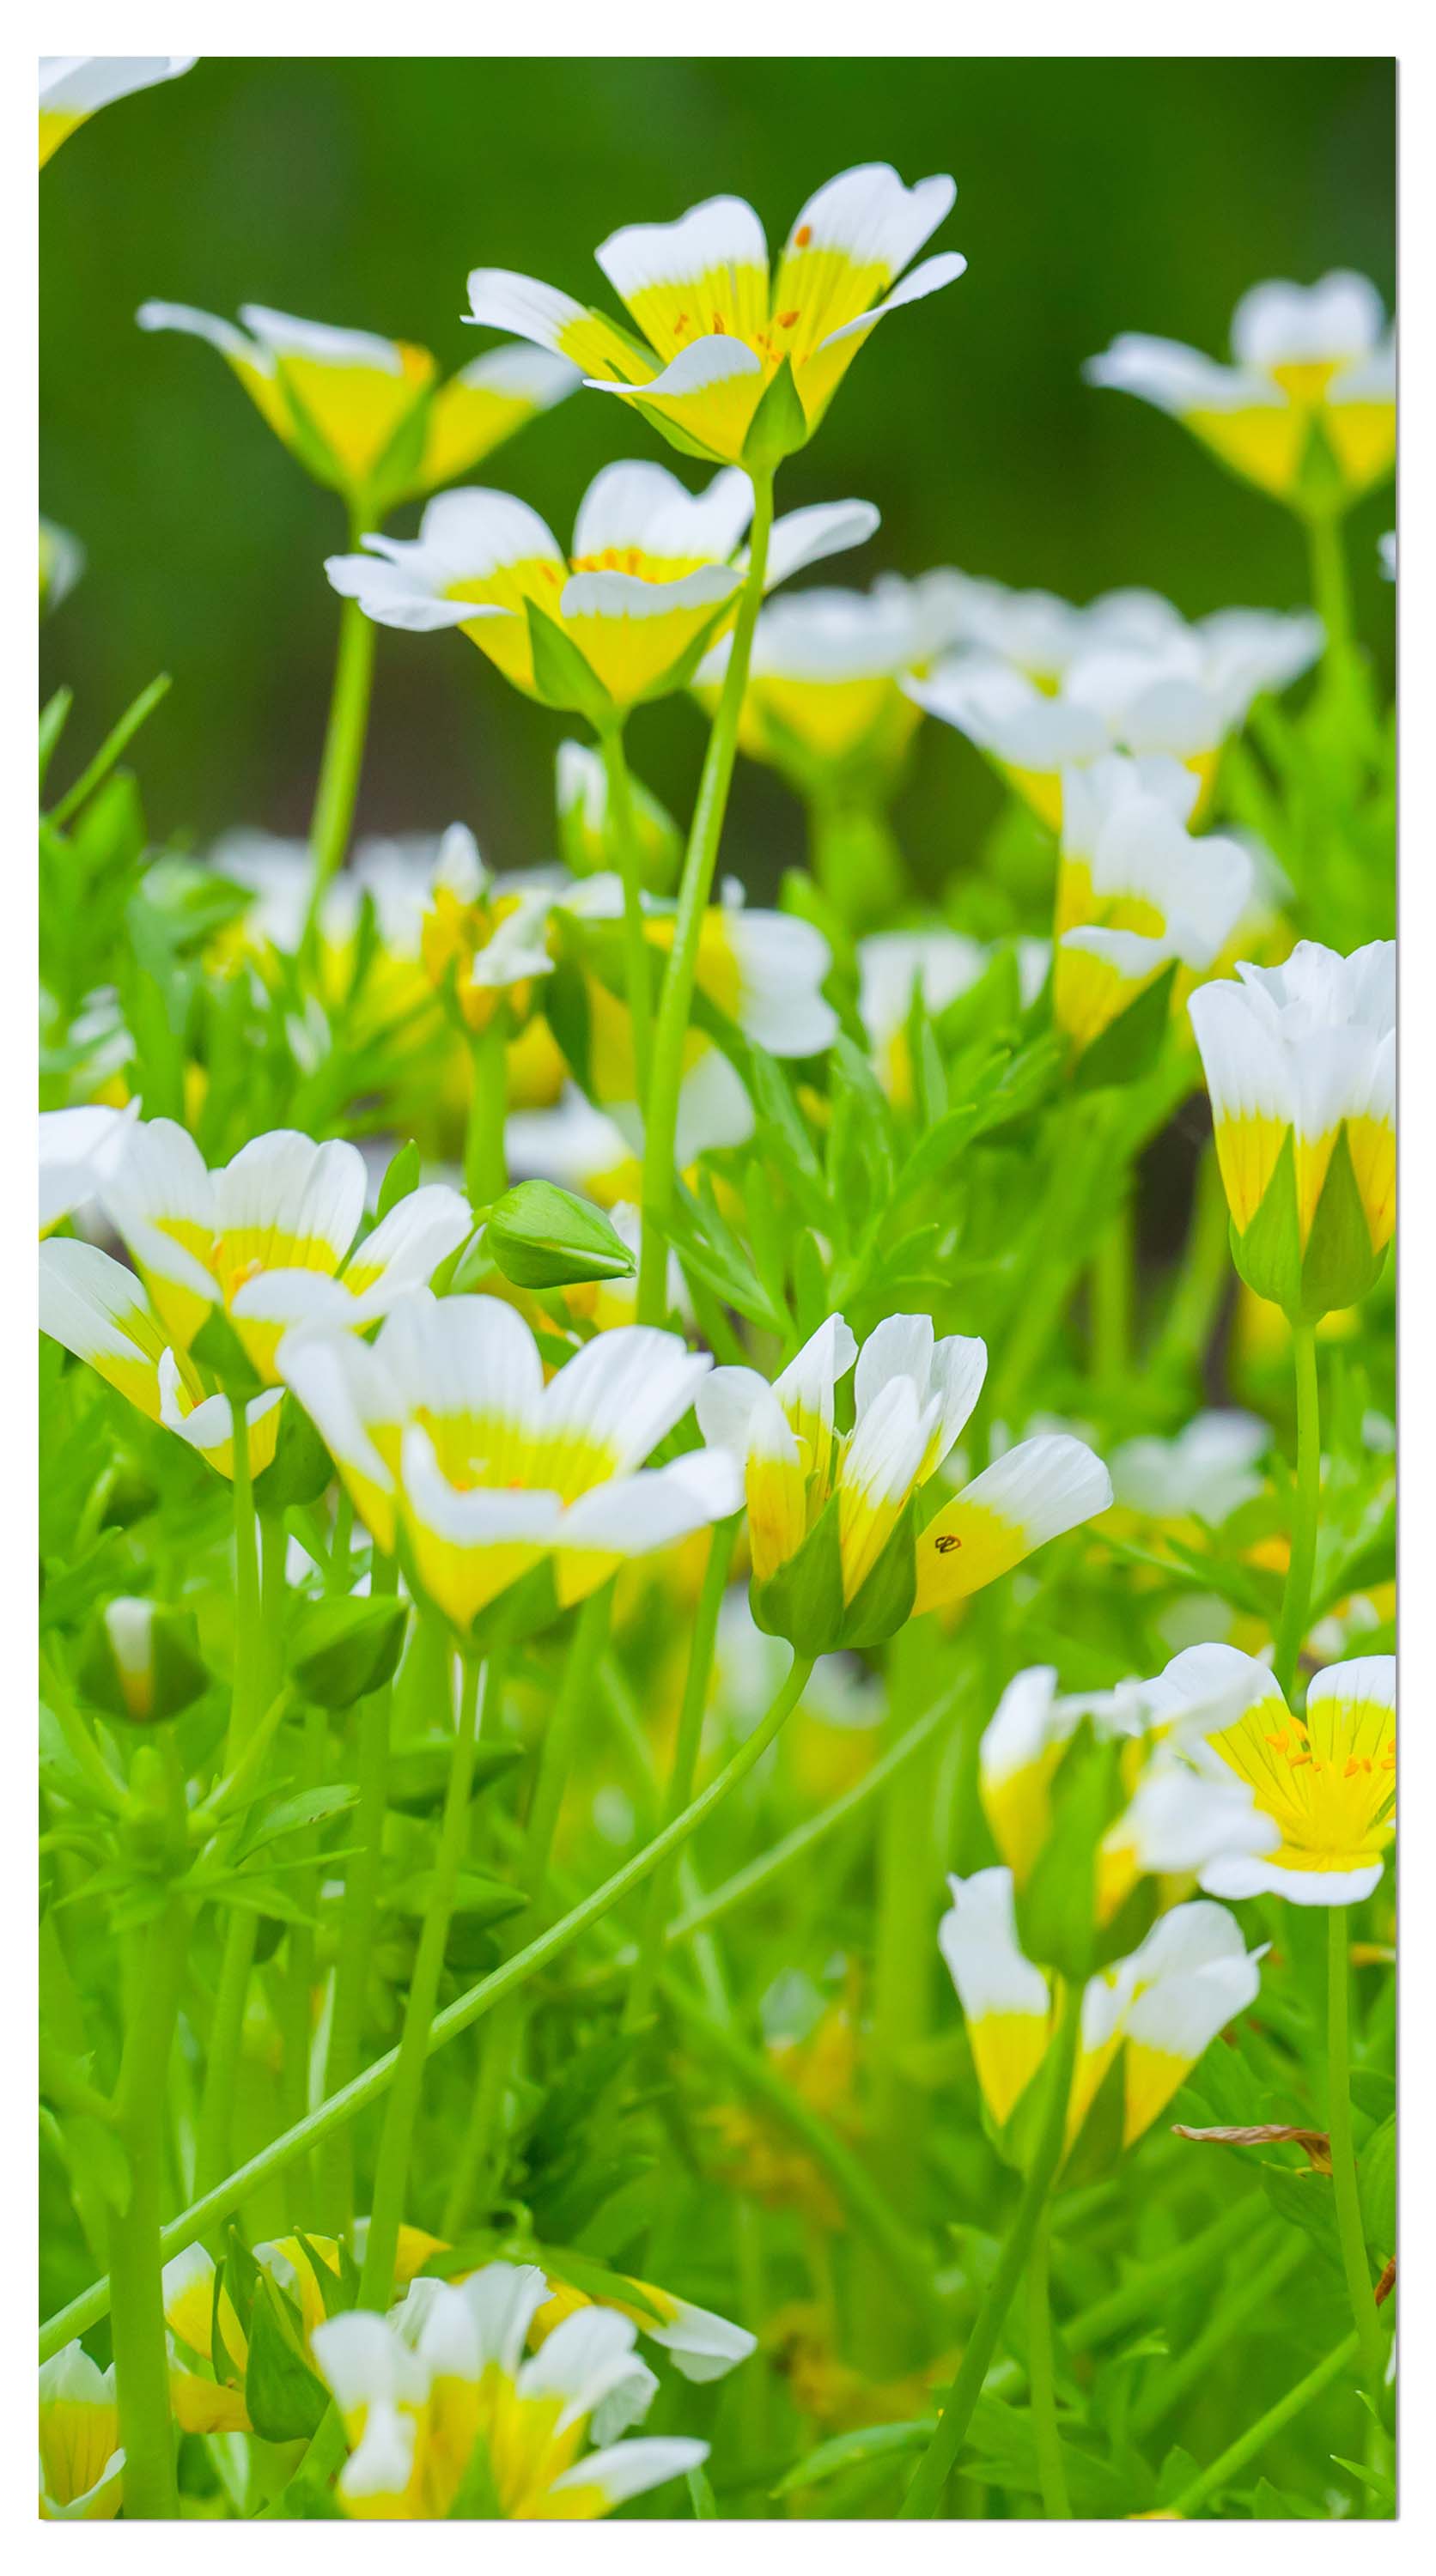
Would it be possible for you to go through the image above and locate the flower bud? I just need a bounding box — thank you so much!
[77,1597,208,1724]
[290,1594,410,1710]
[485,1179,636,1291]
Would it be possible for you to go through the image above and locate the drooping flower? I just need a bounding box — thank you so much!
[697,572,967,783]
[38,2343,125,2519]
[1052,755,1256,1051]
[465,165,965,469]
[40,55,195,166]
[39,1102,138,1235]
[137,301,577,513]
[1188,939,1395,1318]
[326,460,878,717]
[39,1236,283,1482]
[311,2263,707,2518]
[278,1297,739,1637]
[1086,272,1396,511]
[909,592,1321,830]
[940,1870,1263,2147]
[100,1119,472,1382]
[1146,1643,1396,1905]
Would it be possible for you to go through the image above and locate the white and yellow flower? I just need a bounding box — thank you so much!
[39,1102,138,1236]
[326,459,877,715]
[1147,1643,1396,1905]
[417,825,557,1037]
[532,2273,756,2385]
[40,55,195,167]
[137,301,577,511]
[465,164,965,468]
[38,2342,125,2520]
[913,1430,1114,1618]
[909,595,1321,830]
[39,1236,283,1482]
[1107,1410,1269,1531]
[940,1870,1263,2147]
[1086,272,1396,510]
[1188,939,1395,1315]
[279,1297,738,1635]
[100,1118,472,1383]
[312,2262,706,2519]
[698,571,967,781]
[1053,755,1256,1049]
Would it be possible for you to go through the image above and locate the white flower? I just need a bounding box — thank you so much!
[39,1102,138,1236]
[40,56,195,166]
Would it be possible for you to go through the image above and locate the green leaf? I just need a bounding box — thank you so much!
[1014,1720,1125,1981]
[775,2420,932,2494]
[376,1138,421,1218]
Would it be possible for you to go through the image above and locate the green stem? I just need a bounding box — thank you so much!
[465,1017,508,1211]
[1091,1191,1133,1383]
[277,1704,326,2167]
[224,1406,260,1769]
[358,1642,484,2309]
[1306,508,1354,669]
[901,1978,1084,2518]
[1273,1323,1321,1698]
[106,1896,187,2518]
[860,1637,941,2369]
[623,1522,736,2035]
[636,467,774,1323]
[598,720,654,1103]
[46,673,172,830]
[1131,2231,1303,2435]
[1026,2212,1070,2518]
[317,1554,400,2229]
[193,1444,272,2192]
[305,536,377,943]
[1152,1138,1231,1379]
[1327,1906,1387,2402]
[1169,2331,1358,2518]
[443,1590,610,2232]
[41,1647,813,2360]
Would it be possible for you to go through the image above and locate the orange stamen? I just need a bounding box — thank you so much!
[776,308,800,329]
[794,224,812,247]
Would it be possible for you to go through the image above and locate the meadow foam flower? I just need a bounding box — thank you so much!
[100,1118,472,1382]
[465,164,965,469]
[311,2262,706,2518]
[161,2245,250,2434]
[698,571,967,781]
[532,2274,757,2384]
[697,1313,1110,1649]
[940,1870,1263,2147]
[1108,1411,1269,1528]
[40,55,195,166]
[1053,755,1255,1050]
[1086,272,1396,510]
[39,1102,138,1235]
[1188,939,1395,1318]
[1147,1643,1396,1904]
[326,460,877,715]
[279,1297,739,1635]
[909,595,1321,829]
[418,825,556,1036]
[137,301,576,513]
[39,1237,283,1481]
[38,2342,124,2519]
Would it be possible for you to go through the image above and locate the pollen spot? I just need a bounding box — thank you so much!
[776,309,800,330]
[794,224,812,247]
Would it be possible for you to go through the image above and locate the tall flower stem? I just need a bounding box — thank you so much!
[1306,507,1354,671]
[1026,2210,1071,2517]
[598,720,654,1103]
[1273,1322,1321,1698]
[900,1979,1084,2518]
[442,1589,611,2233]
[193,1421,271,2196]
[304,511,377,948]
[317,1552,401,2230]
[106,1894,188,2519]
[860,1630,940,2369]
[42,1648,815,2360]
[636,467,774,1323]
[622,1522,736,2037]
[465,1017,508,1210]
[359,1642,486,2310]
[1327,1905,1387,2403]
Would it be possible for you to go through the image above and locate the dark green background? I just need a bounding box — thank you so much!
[40,56,1396,888]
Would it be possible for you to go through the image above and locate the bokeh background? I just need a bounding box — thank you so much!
[40,56,1396,887]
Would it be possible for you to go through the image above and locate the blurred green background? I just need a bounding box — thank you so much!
[40,56,1396,889]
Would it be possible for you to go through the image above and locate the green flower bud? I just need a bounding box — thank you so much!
[486,1179,636,1291]
[77,1597,209,1724]
[290,1594,410,1710]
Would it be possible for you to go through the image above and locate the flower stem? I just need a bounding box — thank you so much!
[1026,2210,1071,2518]
[1327,1905,1387,2403]
[106,1895,187,2519]
[1151,1137,1231,1380]
[316,1551,400,2230]
[1273,1321,1320,1698]
[636,467,774,1324]
[598,720,654,1103]
[1306,507,1354,670]
[1168,2330,1358,2518]
[900,1978,1084,2518]
[1091,1189,1133,1383]
[358,1640,484,2309]
[464,1017,508,1210]
[41,1648,814,2360]
[192,1435,271,2193]
[304,519,377,947]
[622,1522,736,2036]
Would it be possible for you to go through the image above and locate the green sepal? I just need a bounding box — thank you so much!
[445,2430,503,2519]
[290,1593,410,1709]
[839,1498,918,1649]
[524,598,614,724]
[750,1491,847,1657]
[1013,1720,1127,1982]
[1299,1121,1386,1318]
[76,1600,209,1724]
[256,1400,334,1514]
[242,2273,329,2444]
[189,1306,266,1398]
[1071,961,1177,1091]
[376,1137,421,1218]
[741,355,809,469]
[1230,1126,1304,1317]
[1092,1871,1159,1973]
[487,1178,635,1290]
[633,597,742,707]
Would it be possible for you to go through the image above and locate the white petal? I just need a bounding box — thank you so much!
[540,1324,712,1476]
[938,1867,1050,2022]
[761,500,881,592]
[785,164,955,276]
[239,305,408,376]
[596,195,769,309]
[453,2261,551,2377]
[136,301,267,369]
[573,459,753,564]
[215,1129,366,1269]
[818,251,968,352]
[549,2435,709,2509]
[1231,271,1385,370]
[587,334,763,404]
